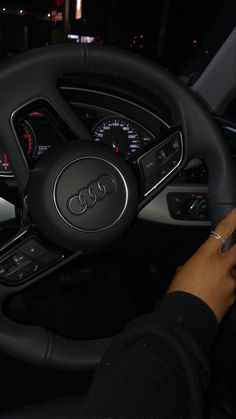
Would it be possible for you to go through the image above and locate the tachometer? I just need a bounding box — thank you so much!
[0,120,36,175]
[92,117,143,156]
[19,120,36,159]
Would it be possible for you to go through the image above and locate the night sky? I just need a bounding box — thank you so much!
[0,0,233,75]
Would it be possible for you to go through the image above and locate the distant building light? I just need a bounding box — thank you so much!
[205,49,209,54]
[140,45,143,48]
[68,34,79,40]
[51,10,63,22]
[47,13,51,17]
[133,40,136,44]
[140,34,144,38]
[19,9,23,14]
[57,12,63,21]
[80,36,94,44]
[2,8,6,11]
[75,0,82,19]
[67,35,94,43]
[193,39,197,44]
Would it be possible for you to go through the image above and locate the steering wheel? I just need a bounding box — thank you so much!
[0,44,235,370]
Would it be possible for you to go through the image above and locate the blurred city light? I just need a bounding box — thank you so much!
[68,34,79,40]
[75,0,82,19]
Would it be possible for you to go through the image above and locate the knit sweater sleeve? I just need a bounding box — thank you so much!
[82,291,218,418]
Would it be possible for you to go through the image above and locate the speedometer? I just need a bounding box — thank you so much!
[92,117,145,157]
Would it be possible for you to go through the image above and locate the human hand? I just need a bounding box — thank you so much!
[167,208,236,322]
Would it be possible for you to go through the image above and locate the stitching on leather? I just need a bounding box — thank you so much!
[44,333,53,362]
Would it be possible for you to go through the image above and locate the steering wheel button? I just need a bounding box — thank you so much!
[4,262,42,284]
[4,258,17,273]
[140,152,157,178]
[171,138,180,150]
[12,252,30,266]
[0,266,7,278]
[156,149,167,165]
[19,238,48,259]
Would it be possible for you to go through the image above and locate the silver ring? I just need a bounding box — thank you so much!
[209,230,227,245]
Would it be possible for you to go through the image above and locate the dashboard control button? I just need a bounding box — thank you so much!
[0,236,63,285]
[167,192,209,221]
[24,262,40,276]
[171,138,180,151]
[12,252,31,267]
[19,239,48,259]
[0,252,32,279]
[3,258,17,273]
[0,265,7,278]
[4,262,41,284]
[156,148,168,165]
[141,152,157,177]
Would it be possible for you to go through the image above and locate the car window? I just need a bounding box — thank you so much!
[0,0,234,82]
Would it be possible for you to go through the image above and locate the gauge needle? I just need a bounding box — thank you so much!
[112,141,119,153]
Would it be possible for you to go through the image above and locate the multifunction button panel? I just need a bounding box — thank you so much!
[167,192,209,221]
[138,132,182,196]
[0,237,62,285]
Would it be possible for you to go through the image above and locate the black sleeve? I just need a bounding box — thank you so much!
[82,291,218,418]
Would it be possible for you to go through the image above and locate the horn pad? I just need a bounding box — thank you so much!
[27,141,139,251]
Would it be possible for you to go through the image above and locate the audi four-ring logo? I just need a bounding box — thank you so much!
[68,174,116,215]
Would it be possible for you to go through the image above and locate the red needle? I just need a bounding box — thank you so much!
[3,153,8,164]
[115,146,119,153]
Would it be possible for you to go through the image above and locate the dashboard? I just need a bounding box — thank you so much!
[0,84,235,228]
[0,103,157,176]
[0,95,209,186]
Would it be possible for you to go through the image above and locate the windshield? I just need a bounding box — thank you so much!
[0,0,234,84]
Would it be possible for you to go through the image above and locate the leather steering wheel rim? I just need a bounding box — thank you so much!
[0,43,235,370]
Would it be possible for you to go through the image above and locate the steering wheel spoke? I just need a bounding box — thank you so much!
[129,129,184,210]
[46,86,93,142]
[0,225,68,296]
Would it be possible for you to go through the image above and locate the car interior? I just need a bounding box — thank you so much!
[0,1,235,417]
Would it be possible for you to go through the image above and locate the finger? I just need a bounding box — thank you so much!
[225,244,236,270]
[215,208,236,238]
[207,208,236,251]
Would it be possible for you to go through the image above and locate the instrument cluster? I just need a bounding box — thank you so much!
[0,110,64,176]
[0,106,155,177]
